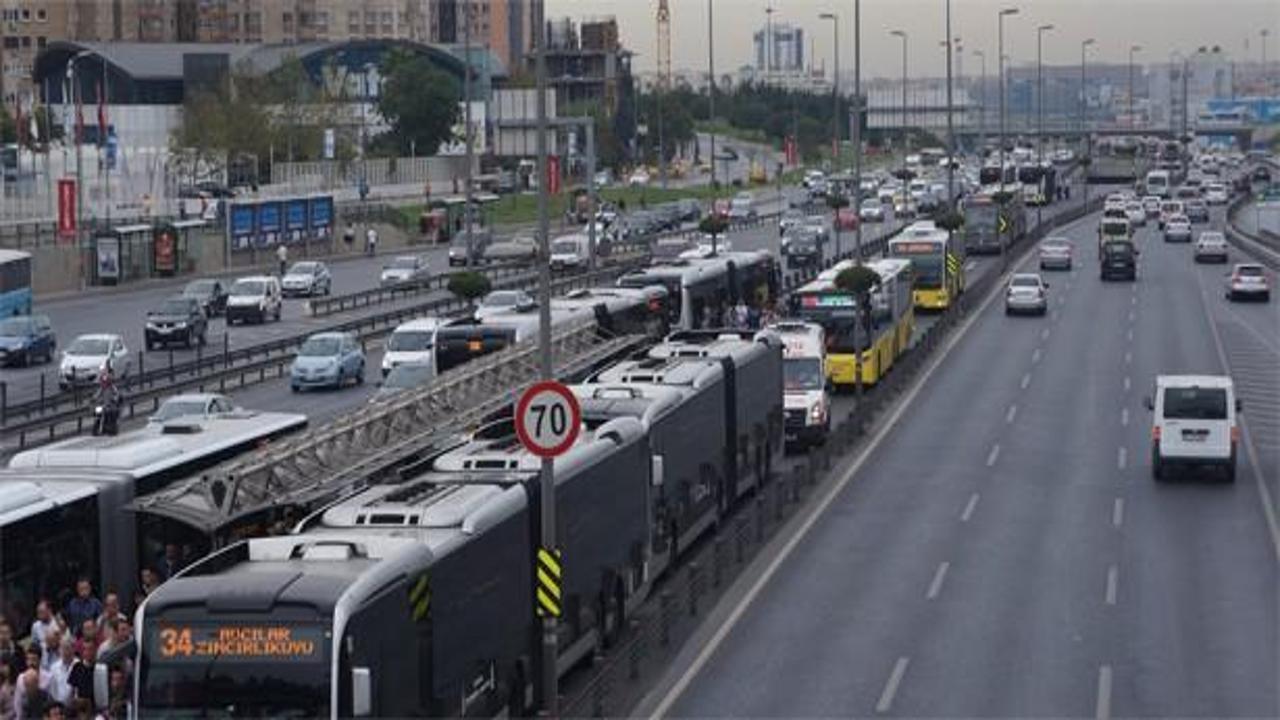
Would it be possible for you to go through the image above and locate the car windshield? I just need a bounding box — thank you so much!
[387,330,434,352]
[230,280,266,296]
[183,280,216,295]
[552,239,581,254]
[152,400,210,422]
[1200,234,1225,243]
[389,258,418,270]
[0,318,34,335]
[288,262,318,274]
[1104,243,1134,256]
[1011,277,1040,288]
[784,358,825,391]
[298,337,341,357]
[68,337,111,355]
[1237,266,1264,277]
[156,300,193,315]
[482,291,524,308]
[1163,387,1227,420]
[384,364,435,389]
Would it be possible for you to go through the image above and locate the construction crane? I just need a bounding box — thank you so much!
[657,0,671,90]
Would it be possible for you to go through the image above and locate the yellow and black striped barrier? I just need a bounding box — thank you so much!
[409,573,431,623]
[946,252,961,278]
[536,547,563,618]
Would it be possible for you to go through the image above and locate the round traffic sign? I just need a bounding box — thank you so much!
[515,381,582,458]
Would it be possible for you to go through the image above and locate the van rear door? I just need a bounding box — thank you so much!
[1159,385,1232,460]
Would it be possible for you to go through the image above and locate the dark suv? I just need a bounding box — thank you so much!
[145,296,208,349]
[1100,241,1138,281]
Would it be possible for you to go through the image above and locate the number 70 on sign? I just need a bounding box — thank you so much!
[515,381,582,458]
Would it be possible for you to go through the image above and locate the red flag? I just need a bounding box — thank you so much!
[97,80,107,145]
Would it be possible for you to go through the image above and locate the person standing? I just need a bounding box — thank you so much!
[365,226,378,257]
[343,222,356,252]
[29,604,58,660]
[63,583,101,641]
[0,623,25,682]
[45,642,75,707]
[276,243,288,277]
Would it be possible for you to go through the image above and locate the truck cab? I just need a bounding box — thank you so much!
[766,322,830,448]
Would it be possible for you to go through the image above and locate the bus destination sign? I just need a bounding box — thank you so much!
[150,624,325,663]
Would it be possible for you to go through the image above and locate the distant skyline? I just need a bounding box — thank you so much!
[545,0,1279,80]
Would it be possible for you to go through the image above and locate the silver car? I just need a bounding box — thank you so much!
[1193,232,1229,263]
[1005,274,1049,316]
[1038,238,1073,271]
[280,261,332,297]
[1163,215,1193,243]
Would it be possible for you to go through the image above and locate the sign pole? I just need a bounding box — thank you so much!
[533,0,557,714]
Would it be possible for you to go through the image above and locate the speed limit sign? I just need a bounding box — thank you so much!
[515,381,582,458]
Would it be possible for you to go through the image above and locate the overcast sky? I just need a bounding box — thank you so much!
[544,0,1280,79]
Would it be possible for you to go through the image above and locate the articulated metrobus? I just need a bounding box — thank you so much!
[888,221,966,311]
[788,258,914,389]
[961,191,1027,255]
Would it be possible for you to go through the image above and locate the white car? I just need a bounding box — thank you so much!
[380,255,430,285]
[1163,215,1193,242]
[59,333,131,389]
[1005,274,1049,316]
[1125,202,1147,227]
[382,318,441,377]
[1225,263,1271,302]
[1141,195,1162,217]
[728,193,757,221]
[628,170,651,187]
[859,199,885,222]
[474,290,536,320]
[148,393,238,425]
[280,261,332,297]
[1203,183,1229,205]
[1146,375,1240,482]
[1193,232,1229,263]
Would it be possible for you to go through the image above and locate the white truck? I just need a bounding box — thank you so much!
[766,321,830,448]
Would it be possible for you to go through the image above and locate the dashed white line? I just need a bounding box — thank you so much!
[926,562,951,600]
[1113,498,1125,528]
[1118,447,1128,470]
[1123,377,1131,392]
[1005,404,1018,424]
[1124,351,1132,365]
[986,444,1001,467]
[876,657,911,714]
[965,260,977,272]
[961,493,980,522]
[1096,665,1113,720]
[1128,310,1135,323]
[1020,373,1032,390]
[1031,348,1042,365]
[1121,408,1130,427]
[1105,565,1119,605]
[1131,295,1137,305]
[1040,328,1051,340]
[1126,328,1134,342]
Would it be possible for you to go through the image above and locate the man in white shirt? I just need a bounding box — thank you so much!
[29,601,59,657]
[46,639,76,705]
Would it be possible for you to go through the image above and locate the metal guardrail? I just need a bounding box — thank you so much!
[1225,193,1280,270]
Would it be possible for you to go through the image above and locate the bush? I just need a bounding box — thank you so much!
[932,210,964,232]
[699,215,730,235]
[834,264,880,296]
[447,272,492,302]
[827,193,850,209]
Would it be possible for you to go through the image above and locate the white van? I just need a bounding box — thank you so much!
[381,318,441,377]
[1146,375,1241,482]
[766,321,830,448]
[225,275,283,325]
[549,233,591,270]
[1145,170,1171,199]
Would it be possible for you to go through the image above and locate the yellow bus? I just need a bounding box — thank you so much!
[787,258,915,389]
[889,221,966,311]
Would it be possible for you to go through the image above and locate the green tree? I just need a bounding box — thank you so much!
[378,50,461,157]
[834,264,880,297]
[0,108,14,144]
[447,271,492,302]
[698,215,731,253]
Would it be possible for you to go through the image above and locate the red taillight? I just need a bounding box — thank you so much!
[1152,425,1162,441]
[1231,426,1240,444]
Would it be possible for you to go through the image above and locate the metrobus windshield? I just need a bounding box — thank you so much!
[890,244,945,289]
[139,621,331,718]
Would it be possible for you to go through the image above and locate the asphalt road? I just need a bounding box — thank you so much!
[654,205,1278,718]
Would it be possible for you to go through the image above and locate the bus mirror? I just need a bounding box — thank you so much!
[93,663,110,710]
[651,455,665,488]
[352,667,373,716]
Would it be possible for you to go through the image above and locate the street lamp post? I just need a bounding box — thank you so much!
[997,7,1019,271]
[974,49,987,152]
[708,0,716,187]
[1128,45,1142,130]
[1036,24,1053,225]
[853,0,863,266]
[819,13,839,165]
[890,30,908,184]
[463,0,475,266]
[945,0,955,211]
[1080,38,1095,206]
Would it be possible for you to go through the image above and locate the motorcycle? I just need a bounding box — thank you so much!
[93,403,120,436]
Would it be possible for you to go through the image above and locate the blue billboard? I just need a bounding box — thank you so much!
[228,195,336,252]
[230,204,256,251]
[285,199,308,244]
[256,202,282,248]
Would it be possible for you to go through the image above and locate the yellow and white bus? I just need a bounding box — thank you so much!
[788,258,915,389]
[888,221,966,312]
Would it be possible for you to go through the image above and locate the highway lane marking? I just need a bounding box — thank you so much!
[1032,348,1042,365]
[1005,405,1018,424]
[1041,328,1051,340]
[961,493,980,522]
[1113,498,1125,528]
[876,657,911,714]
[1124,351,1132,365]
[1131,295,1138,305]
[926,562,951,600]
[1121,408,1129,427]
[1126,328,1134,342]
[965,260,977,272]
[1105,565,1119,605]
[1096,665,1113,720]
[1020,373,1032,390]
[986,444,1001,467]
[1123,377,1131,392]
[1118,447,1128,470]
[1192,263,1280,564]
[640,263,1018,719]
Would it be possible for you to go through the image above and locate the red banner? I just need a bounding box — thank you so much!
[57,178,77,240]
[784,137,799,166]
[547,156,561,195]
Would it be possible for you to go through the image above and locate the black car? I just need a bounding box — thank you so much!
[1251,166,1272,184]
[182,278,229,317]
[145,296,208,349]
[1100,241,1138,281]
[783,230,822,266]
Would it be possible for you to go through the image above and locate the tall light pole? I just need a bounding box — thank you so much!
[819,13,839,164]
[463,0,475,265]
[766,6,775,78]
[708,0,716,187]
[853,0,863,266]
[890,30,908,183]
[1036,24,1053,222]
[1081,38,1095,206]
[997,7,1018,270]
[945,0,956,211]
[1128,45,1142,130]
[974,49,987,153]
[1263,29,1270,85]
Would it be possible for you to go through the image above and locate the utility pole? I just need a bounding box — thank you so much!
[1036,24,1053,226]
[464,0,475,264]
[945,0,956,212]
[533,0,557,713]
[997,7,1019,272]
[819,13,839,165]
[853,0,862,266]
[1081,38,1095,207]
[1128,45,1141,131]
[890,30,907,183]
[708,0,716,187]
[974,49,987,153]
